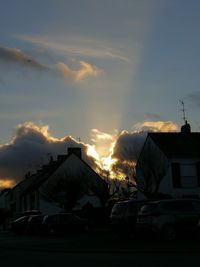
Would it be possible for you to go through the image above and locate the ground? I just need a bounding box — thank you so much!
[1,226,200,266]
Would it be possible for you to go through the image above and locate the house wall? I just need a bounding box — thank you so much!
[39,154,108,209]
[136,135,200,199]
[165,158,200,198]
[136,136,169,199]
[39,198,64,215]
[7,153,108,216]
[0,191,8,209]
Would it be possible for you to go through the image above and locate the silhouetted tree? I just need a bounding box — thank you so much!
[135,139,169,198]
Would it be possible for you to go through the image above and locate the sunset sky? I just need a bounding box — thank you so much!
[0,0,200,187]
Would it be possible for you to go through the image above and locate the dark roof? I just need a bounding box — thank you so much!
[21,157,66,196]
[148,132,200,158]
[21,152,108,196]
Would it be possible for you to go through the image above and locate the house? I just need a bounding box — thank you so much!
[136,122,200,199]
[0,189,11,210]
[7,147,109,218]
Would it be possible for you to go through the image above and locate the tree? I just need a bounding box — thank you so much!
[135,138,170,199]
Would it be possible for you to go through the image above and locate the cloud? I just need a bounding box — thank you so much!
[56,61,104,81]
[0,47,47,71]
[0,122,97,188]
[112,130,146,162]
[0,46,103,82]
[17,35,130,62]
[133,121,179,133]
[89,128,117,161]
[0,120,179,189]
[110,121,179,178]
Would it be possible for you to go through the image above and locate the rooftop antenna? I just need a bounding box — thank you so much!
[178,99,187,124]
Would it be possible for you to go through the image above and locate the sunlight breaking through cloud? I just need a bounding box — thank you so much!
[0,120,180,189]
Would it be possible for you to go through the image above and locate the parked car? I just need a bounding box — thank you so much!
[41,213,92,235]
[110,199,148,237]
[137,198,200,241]
[20,210,42,217]
[25,214,46,234]
[9,215,31,234]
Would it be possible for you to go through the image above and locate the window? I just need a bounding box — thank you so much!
[163,201,194,212]
[180,164,198,188]
[171,163,198,188]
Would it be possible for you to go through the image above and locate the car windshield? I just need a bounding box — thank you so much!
[128,201,147,213]
[111,203,126,215]
[14,216,29,222]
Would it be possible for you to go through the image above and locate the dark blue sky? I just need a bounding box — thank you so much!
[0,0,200,145]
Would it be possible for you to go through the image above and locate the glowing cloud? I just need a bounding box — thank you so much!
[56,61,103,81]
[0,122,97,186]
[0,179,16,189]
[0,46,103,82]
[133,121,179,133]
[0,120,180,189]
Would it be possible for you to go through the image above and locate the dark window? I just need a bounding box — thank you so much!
[140,203,158,214]
[171,162,181,188]
[111,203,127,215]
[128,201,147,213]
[163,201,194,212]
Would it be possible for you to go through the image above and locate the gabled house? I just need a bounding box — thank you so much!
[136,122,200,199]
[8,147,109,217]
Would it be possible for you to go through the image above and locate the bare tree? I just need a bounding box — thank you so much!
[135,139,170,199]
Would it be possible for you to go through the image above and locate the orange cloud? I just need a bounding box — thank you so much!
[56,60,103,81]
[133,121,179,133]
[0,179,16,189]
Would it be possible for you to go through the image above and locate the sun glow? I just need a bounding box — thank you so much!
[87,145,100,161]
[87,143,118,178]
[0,179,15,189]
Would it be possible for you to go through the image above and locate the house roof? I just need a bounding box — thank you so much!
[148,132,200,158]
[21,151,108,196]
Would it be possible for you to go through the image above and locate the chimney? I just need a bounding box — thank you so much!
[68,147,82,158]
[181,120,191,134]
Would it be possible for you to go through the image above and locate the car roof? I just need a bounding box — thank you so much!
[114,199,148,205]
[142,198,200,205]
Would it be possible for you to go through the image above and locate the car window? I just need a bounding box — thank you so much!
[128,202,147,213]
[111,203,126,215]
[58,214,72,222]
[162,201,194,212]
[139,203,158,214]
[45,215,58,223]
[14,216,29,222]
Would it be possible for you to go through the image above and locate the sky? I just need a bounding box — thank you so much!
[0,0,200,188]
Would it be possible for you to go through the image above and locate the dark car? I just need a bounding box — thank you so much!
[9,215,31,234]
[110,199,148,237]
[137,198,200,241]
[20,210,42,217]
[26,214,45,234]
[41,213,91,235]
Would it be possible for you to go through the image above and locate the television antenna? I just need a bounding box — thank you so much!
[178,99,187,124]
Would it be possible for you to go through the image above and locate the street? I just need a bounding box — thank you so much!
[1,249,200,267]
[1,227,200,267]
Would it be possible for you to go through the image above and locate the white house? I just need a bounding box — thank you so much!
[136,122,200,199]
[8,147,109,217]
